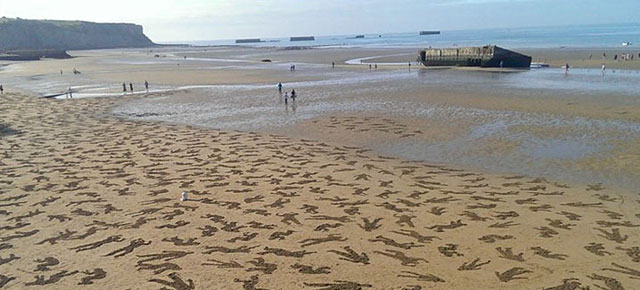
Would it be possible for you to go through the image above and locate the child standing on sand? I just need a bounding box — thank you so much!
[284,92,289,105]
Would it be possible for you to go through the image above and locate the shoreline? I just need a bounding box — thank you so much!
[3,45,640,192]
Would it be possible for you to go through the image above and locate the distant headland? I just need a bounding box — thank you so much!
[0,17,155,53]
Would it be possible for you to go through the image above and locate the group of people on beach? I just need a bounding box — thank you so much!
[613,53,636,61]
[596,52,640,61]
[122,81,150,93]
[278,82,297,105]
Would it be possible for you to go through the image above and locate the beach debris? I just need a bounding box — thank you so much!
[258,247,315,258]
[234,275,267,290]
[596,228,628,244]
[149,272,195,290]
[587,273,625,290]
[602,262,640,278]
[531,246,569,260]
[359,217,383,232]
[438,244,463,257]
[203,245,258,254]
[300,234,347,248]
[458,258,491,271]
[136,262,181,274]
[78,268,107,285]
[496,247,525,262]
[202,259,243,268]
[25,270,79,286]
[585,243,612,256]
[303,280,373,289]
[104,238,151,258]
[478,234,514,243]
[369,236,423,249]
[398,271,445,283]
[292,263,332,274]
[375,249,428,266]
[426,220,466,232]
[69,235,125,252]
[34,257,59,271]
[536,226,559,238]
[180,191,188,201]
[391,229,440,243]
[542,278,588,290]
[495,267,532,282]
[0,275,16,288]
[246,257,277,274]
[0,254,19,265]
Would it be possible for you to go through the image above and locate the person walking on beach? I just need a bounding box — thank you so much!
[129,83,133,92]
[0,84,3,94]
[332,62,335,68]
[123,83,127,93]
[278,82,283,93]
[369,64,372,70]
[284,92,289,105]
[67,87,73,99]
[145,80,149,92]
[564,63,570,75]
[374,64,378,70]
[291,89,296,103]
[602,63,606,75]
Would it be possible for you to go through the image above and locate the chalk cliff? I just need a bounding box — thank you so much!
[0,17,155,50]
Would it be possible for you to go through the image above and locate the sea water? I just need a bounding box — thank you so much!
[174,23,640,49]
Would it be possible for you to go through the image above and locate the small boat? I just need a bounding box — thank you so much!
[622,42,632,46]
[530,62,550,68]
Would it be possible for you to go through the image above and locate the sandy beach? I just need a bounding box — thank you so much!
[1,45,640,289]
[2,91,640,289]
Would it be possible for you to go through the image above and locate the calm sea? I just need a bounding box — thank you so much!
[177,23,640,49]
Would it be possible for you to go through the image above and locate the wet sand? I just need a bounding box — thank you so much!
[3,47,640,190]
[1,92,640,290]
[2,46,640,289]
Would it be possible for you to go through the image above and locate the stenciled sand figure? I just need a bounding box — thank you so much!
[0,92,639,289]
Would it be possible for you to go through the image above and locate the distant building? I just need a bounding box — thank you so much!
[419,45,532,68]
[290,36,315,41]
[236,39,262,43]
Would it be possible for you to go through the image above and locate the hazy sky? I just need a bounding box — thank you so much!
[2,0,639,42]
